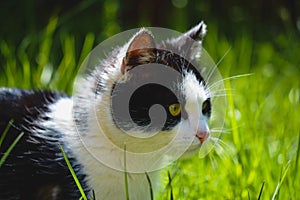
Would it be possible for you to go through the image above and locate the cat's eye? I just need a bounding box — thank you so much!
[169,103,181,117]
[202,99,211,117]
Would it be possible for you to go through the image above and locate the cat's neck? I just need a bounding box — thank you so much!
[45,97,159,199]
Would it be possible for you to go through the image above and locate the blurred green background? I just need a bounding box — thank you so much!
[1,0,300,199]
[1,0,300,90]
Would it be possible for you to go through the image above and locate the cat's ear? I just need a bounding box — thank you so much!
[160,21,207,61]
[121,29,156,74]
[185,21,207,60]
[185,21,207,42]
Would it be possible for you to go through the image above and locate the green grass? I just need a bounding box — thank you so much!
[1,19,300,199]
[59,145,88,200]
[156,25,300,199]
[0,120,24,167]
[124,145,130,200]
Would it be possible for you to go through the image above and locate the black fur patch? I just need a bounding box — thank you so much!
[124,48,205,85]
[111,48,205,132]
[0,88,89,199]
[129,83,181,130]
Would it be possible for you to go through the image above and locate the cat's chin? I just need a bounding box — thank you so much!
[181,142,202,158]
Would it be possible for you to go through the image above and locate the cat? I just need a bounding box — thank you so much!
[0,21,214,200]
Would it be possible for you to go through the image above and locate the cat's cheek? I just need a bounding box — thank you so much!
[172,120,204,157]
[173,121,194,142]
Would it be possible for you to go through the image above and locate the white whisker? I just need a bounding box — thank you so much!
[210,94,228,98]
[208,73,253,90]
[206,47,232,84]
[208,152,218,170]
[210,128,231,134]
[210,129,224,133]
[209,88,234,99]
[207,137,235,160]
[210,88,234,95]
[210,91,232,97]
[210,88,234,93]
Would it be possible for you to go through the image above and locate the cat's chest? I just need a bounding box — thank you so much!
[48,98,158,200]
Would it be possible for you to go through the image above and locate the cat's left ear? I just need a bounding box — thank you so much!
[185,21,207,41]
[121,29,156,74]
[160,21,207,61]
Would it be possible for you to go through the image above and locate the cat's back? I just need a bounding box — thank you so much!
[0,88,65,130]
[0,88,65,150]
[0,88,86,200]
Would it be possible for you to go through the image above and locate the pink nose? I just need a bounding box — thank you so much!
[196,130,210,143]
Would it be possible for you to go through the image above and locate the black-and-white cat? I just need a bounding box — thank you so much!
[0,22,214,199]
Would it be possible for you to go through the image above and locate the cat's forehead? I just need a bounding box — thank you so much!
[124,47,206,86]
[183,72,208,102]
[155,49,205,84]
[119,45,209,108]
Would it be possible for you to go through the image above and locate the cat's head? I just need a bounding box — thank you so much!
[76,22,216,170]
[92,22,211,153]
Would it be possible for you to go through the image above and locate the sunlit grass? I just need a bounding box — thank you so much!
[156,25,300,199]
[0,16,95,94]
[1,19,300,199]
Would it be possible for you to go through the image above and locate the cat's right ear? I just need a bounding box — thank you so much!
[121,29,156,75]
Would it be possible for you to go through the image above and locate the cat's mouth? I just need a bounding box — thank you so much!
[184,137,203,154]
[187,143,201,152]
[195,130,210,143]
[182,143,201,157]
[185,133,210,155]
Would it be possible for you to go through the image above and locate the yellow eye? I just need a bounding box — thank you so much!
[169,103,181,117]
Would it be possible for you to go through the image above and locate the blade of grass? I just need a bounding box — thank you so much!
[257,181,265,200]
[295,131,300,180]
[18,41,31,88]
[1,41,17,87]
[92,190,96,200]
[167,170,173,200]
[51,34,76,92]
[78,33,95,67]
[124,144,130,200]
[247,190,250,200]
[0,119,14,146]
[59,144,88,200]
[0,132,24,167]
[145,172,154,200]
[36,16,58,87]
[271,161,291,200]
[225,79,240,151]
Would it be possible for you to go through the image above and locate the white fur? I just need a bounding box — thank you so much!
[45,97,157,199]
[180,72,211,152]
